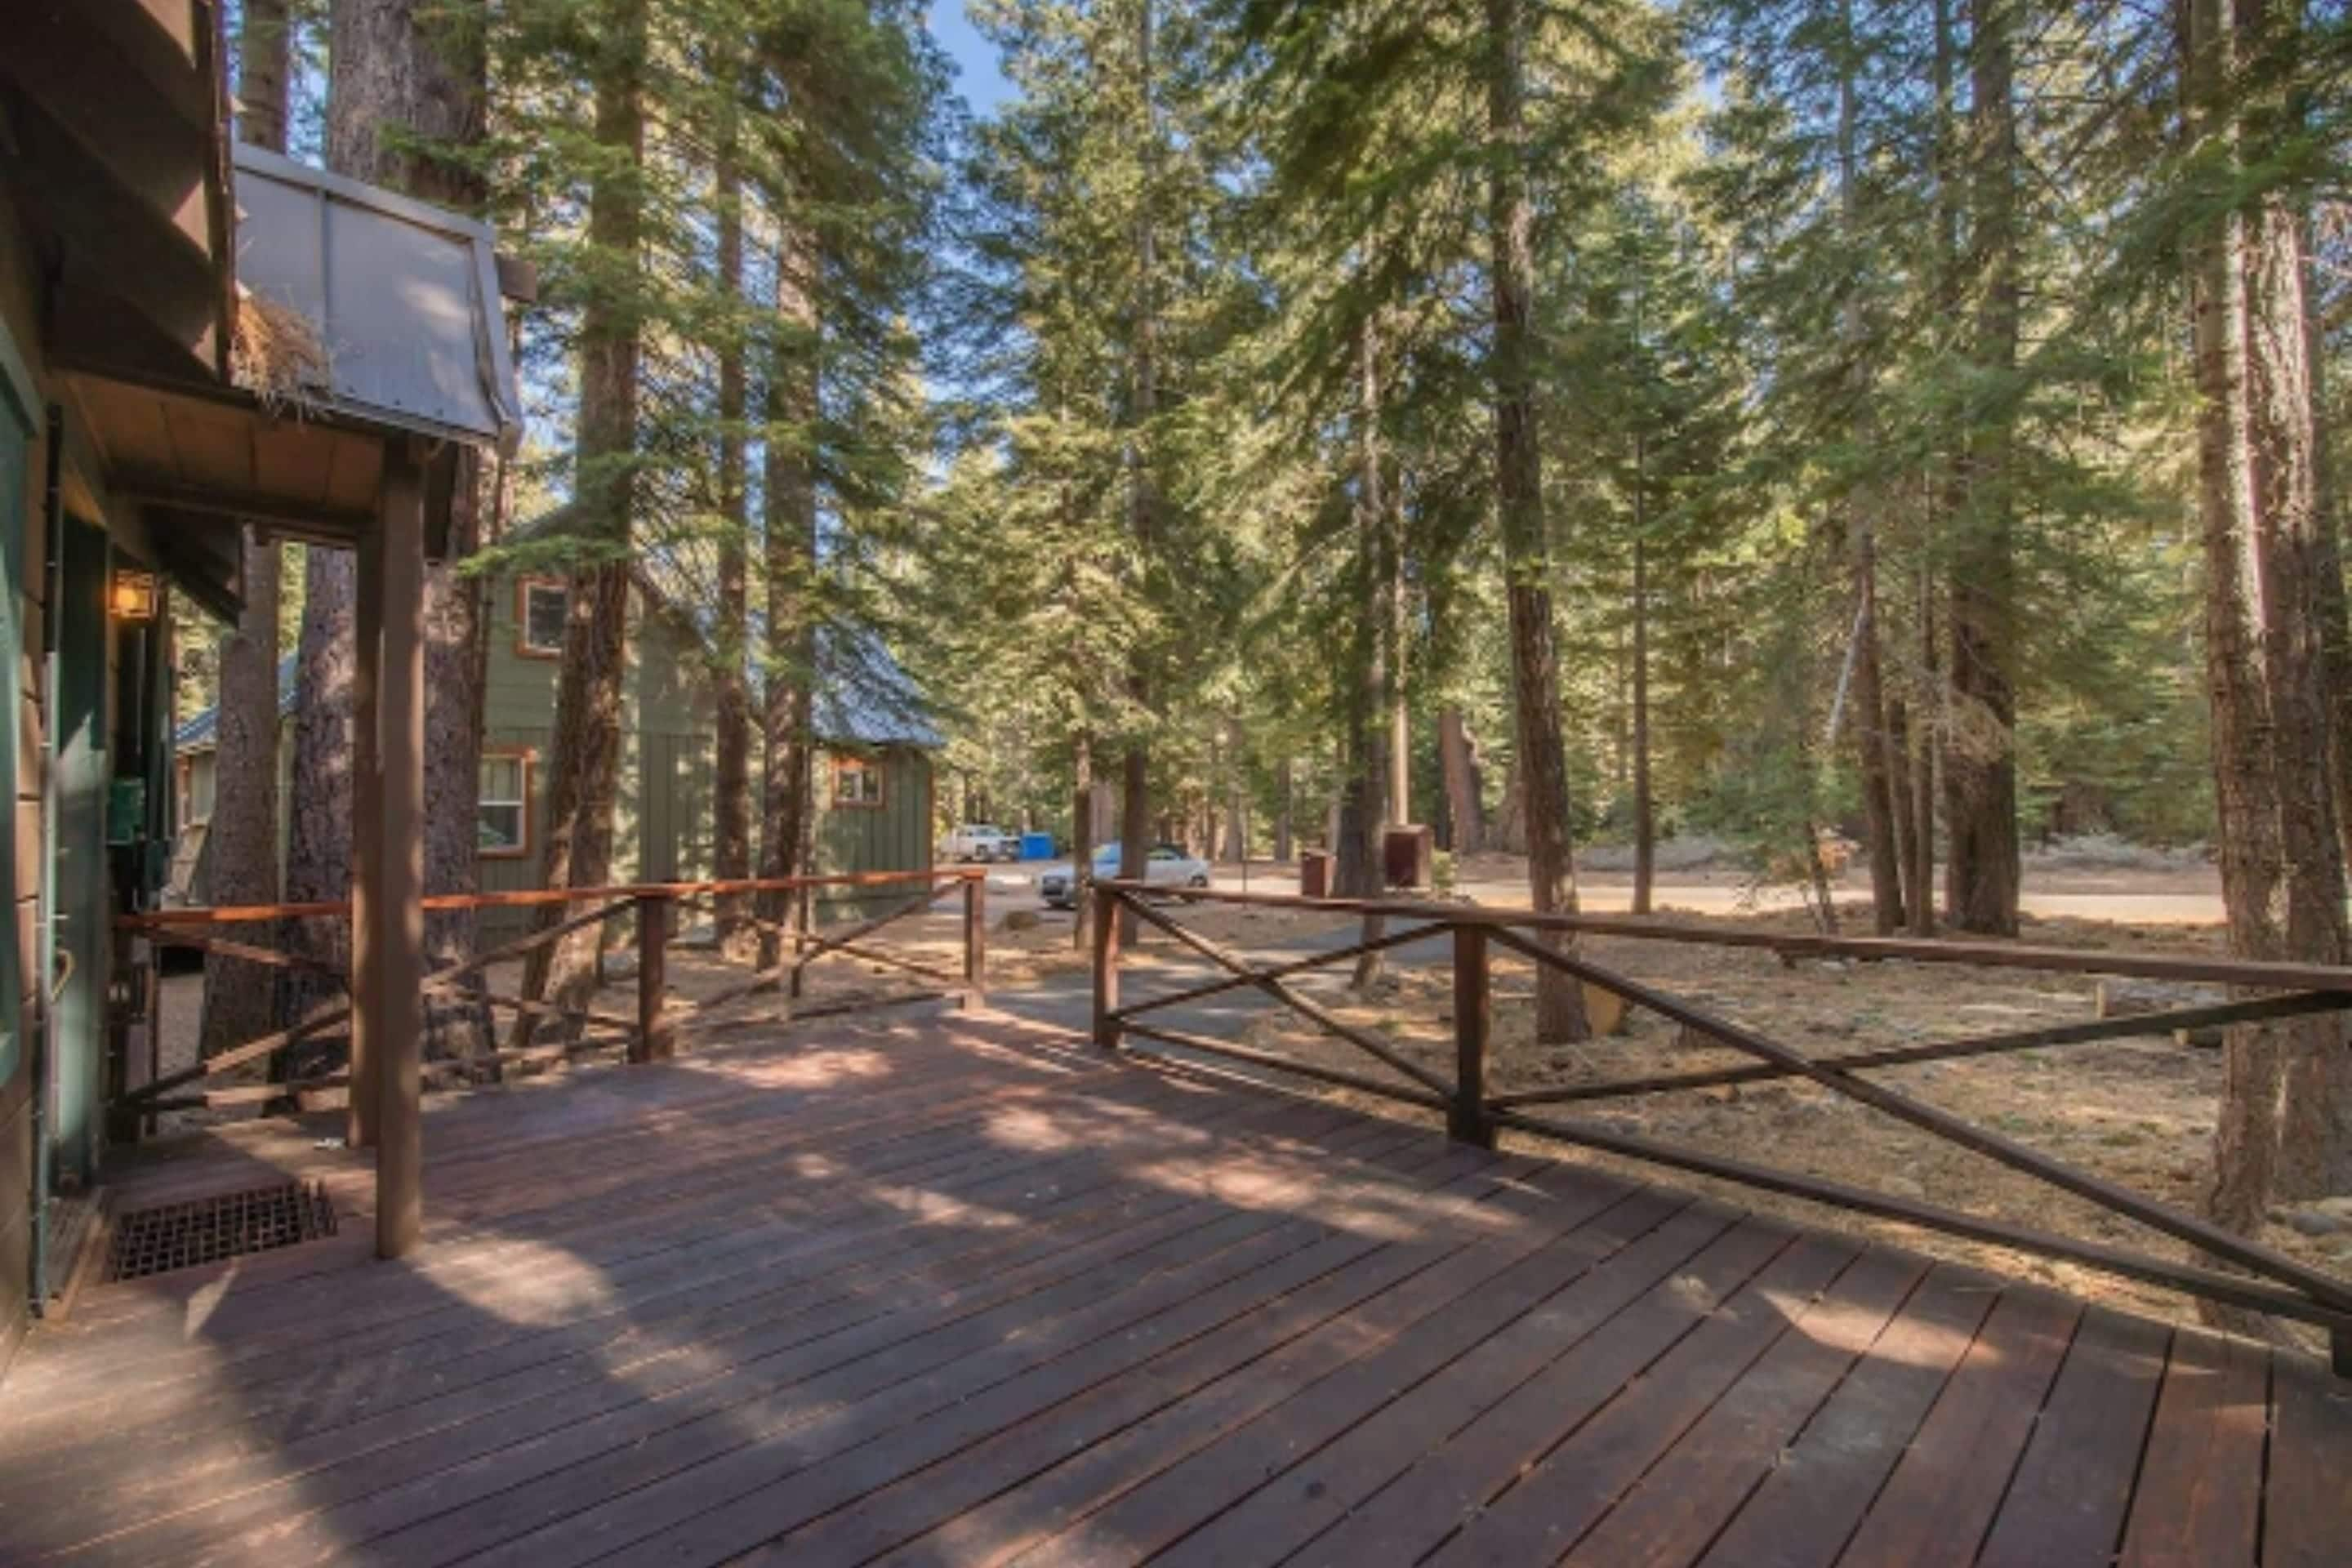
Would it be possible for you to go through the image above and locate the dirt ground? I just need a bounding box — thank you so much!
[1209,900,2345,1352]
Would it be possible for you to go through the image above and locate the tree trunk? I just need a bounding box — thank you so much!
[1071,730,1094,950]
[321,0,492,1058]
[205,0,291,1062]
[1944,0,2021,937]
[283,551,354,1027]
[1486,0,1585,1041]
[1438,707,1484,858]
[1274,755,1294,862]
[1493,755,1527,855]
[1850,536,1904,932]
[1910,0,1954,942]
[2238,0,2349,1198]
[1345,316,1395,987]
[1910,559,1939,933]
[514,0,644,1045]
[1116,0,1160,946]
[710,79,755,961]
[1631,534,1655,916]
[1834,0,1901,939]
[1886,692,1919,922]
[2187,0,2283,1234]
[758,216,818,964]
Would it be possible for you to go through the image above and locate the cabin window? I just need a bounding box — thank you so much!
[516,578,568,657]
[833,755,884,808]
[479,751,531,855]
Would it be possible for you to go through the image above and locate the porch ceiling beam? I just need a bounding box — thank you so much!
[115,480,376,539]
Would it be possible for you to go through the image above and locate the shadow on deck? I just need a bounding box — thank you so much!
[0,1004,2342,1566]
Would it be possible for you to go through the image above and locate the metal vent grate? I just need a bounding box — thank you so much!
[105,1181,337,1282]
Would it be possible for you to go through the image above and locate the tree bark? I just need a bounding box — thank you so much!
[1911,559,1939,933]
[758,216,819,964]
[320,0,492,1057]
[1910,0,1955,941]
[712,81,755,960]
[205,0,290,1062]
[1116,0,1160,945]
[1071,730,1094,950]
[1631,533,1654,915]
[1438,706,1484,857]
[514,0,644,1045]
[1486,0,1586,1041]
[1274,755,1294,862]
[1836,0,1904,934]
[1944,0,2022,937]
[2187,0,2284,1234]
[1345,314,1393,989]
[2238,0,2349,1198]
[1493,755,1528,855]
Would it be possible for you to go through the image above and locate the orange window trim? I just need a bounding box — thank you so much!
[479,746,536,858]
[514,576,567,660]
[833,754,885,809]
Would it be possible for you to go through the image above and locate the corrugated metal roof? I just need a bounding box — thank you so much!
[233,143,522,450]
[814,628,942,749]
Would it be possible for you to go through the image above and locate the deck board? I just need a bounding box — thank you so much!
[0,1006,2341,1566]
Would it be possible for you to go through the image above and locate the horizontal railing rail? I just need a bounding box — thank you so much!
[1087,879,2352,1366]
[114,867,986,1120]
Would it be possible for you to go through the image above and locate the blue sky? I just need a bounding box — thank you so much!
[930,1,1014,118]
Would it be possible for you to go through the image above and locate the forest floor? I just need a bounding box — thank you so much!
[973,853,2346,1352]
[145,853,2345,1350]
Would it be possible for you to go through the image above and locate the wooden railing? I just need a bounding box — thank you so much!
[1089,879,2352,1365]
[114,867,986,1120]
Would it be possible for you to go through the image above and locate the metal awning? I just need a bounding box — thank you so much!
[230,143,522,452]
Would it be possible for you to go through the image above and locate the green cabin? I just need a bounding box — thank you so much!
[172,572,941,938]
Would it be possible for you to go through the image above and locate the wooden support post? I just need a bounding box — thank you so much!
[371,444,427,1261]
[348,520,382,1152]
[635,894,671,1062]
[1092,883,1123,1051]
[1450,922,1494,1148]
[962,873,987,1007]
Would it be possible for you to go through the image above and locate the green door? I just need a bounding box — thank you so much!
[0,379,25,1099]
[50,516,108,1189]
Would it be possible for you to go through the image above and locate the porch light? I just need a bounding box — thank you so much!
[109,568,159,621]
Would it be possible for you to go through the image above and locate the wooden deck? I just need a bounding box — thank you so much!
[0,1006,2344,1566]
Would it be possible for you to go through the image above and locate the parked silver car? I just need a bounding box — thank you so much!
[943,823,1018,863]
[1040,843,1211,909]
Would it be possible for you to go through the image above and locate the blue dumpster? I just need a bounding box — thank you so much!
[1019,831,1056,861]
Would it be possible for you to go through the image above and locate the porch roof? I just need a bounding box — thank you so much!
[2,2,523,621]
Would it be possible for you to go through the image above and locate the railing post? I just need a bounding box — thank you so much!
[635,893,672,1062]
[1092,883,1123,1051]
[1450,922,1495,1148]
[962,871,987,1007]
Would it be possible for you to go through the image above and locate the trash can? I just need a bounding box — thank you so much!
[1383,824,1434,889]
[1299,849,1333,898]
[1019,831,1055,861]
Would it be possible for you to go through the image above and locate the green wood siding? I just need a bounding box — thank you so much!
[51,517,109,1188]
[194,573,932,943]
[813,746,934,915]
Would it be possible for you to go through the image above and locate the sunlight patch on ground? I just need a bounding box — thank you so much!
[434,1238,620,1326]
[682,1047,897,1088]
[177,1262,246,1341]
[982,1106,1086,1152]
[858,1182,1030,1232]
